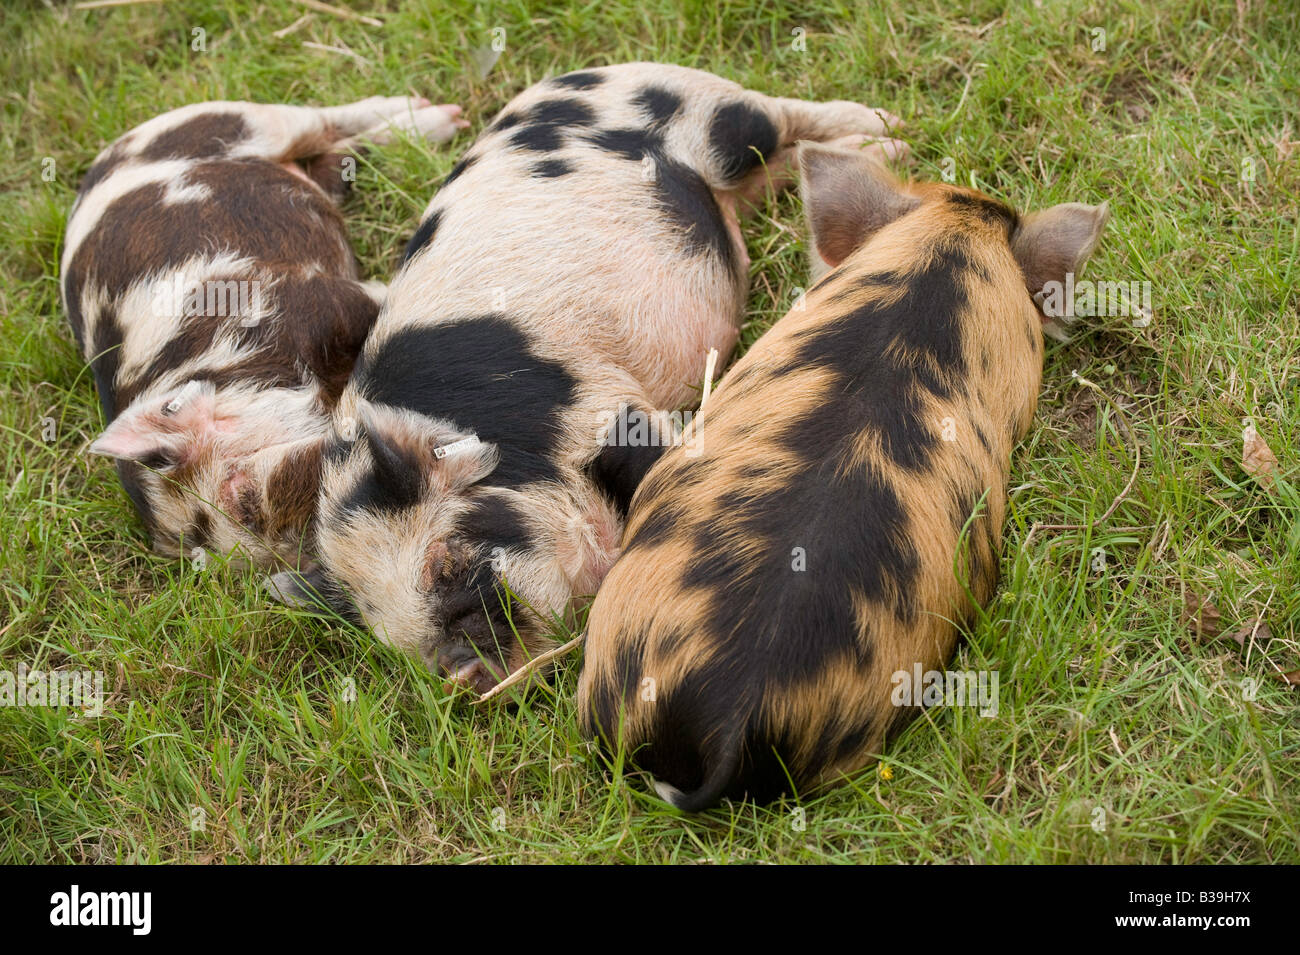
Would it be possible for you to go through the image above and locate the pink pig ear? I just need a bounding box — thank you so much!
[89,380,217,472]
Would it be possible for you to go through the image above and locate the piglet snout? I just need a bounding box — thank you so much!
[437,644,505,695]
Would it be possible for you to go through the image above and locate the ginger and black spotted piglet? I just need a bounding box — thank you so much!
[63,96,466,566]
[577,144,1109,811]
[273,64,906,692]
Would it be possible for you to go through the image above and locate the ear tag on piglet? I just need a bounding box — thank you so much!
[163,380,204,417]
[433,435,480,460]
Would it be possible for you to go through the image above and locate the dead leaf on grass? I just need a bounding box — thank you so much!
[1222,617,1273,648]
[1181,591,1222,641]
[1242,421,1279,490]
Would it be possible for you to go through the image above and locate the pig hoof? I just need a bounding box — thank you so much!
[824,134,911,166]
[865,137,911,165]
[436,103,472,131]
[828,102,904,138]
[353,95,427,119]
[396,104,469,142]
[869,107,904,132]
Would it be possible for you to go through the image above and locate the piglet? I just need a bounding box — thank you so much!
[273,64,907,692]
[577,144,1109,810]
[63,96,466,566]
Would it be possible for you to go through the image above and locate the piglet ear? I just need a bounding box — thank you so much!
[267,567,328,609]
[355,401,499,497]
[1012,202,1110,305]
[266,567,358,622]
[799,142,919,271]
[427,429,499,491]
[88,380,216,471]
[89,417,177,468]
[357,405,424,507]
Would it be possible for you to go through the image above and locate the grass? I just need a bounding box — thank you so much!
[1,0,1298,863]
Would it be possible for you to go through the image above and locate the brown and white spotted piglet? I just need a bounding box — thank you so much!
[62,96,466,567]
[272,64,907,693]
[577,144,1109,810]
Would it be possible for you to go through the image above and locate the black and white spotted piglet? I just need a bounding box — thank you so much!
[272,63,906,692]
[63,96,466,567]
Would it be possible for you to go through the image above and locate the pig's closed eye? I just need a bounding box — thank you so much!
[223,482,264,534]
[138,450,177,471]
[421,540,460,591]
[235,495,264,534]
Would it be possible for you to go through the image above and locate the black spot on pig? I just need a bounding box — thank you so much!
[622,496,691,554]
[77,142,131,197]
[786,319,939,473]
[490,111,523,134]
[438,565,514,664]
[633,86,684,127]
[616,460,918,797]
[947,191,1018,235]
[510,98,597,153]
[588,405,669,515]
[358,316,577,489]
[89,306,126,421]
[340,425,425,516]
[533,99,596,128]
[550,71,605,90]
[531,159,573,178]
[117,460,154,531]
[403,210,442,264]
[877,242,970,377]
[461,496,533,554]
[609,633,649,701]
[700,430,920,623]
[607,670,805,807]
[708,101,778,184]
[512,123,564,153]
[807,265,845,295]
[830,717,877,765]
[441,154,478,189]
[652,156,735,269]
[823,268,909,306]
[583,127,661,162]
[781,241,975,472]
[655,626,691,659]
[798,711,868,781]
[278,567,364,625]
[140,112,250,161]
[587,658,714,789]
